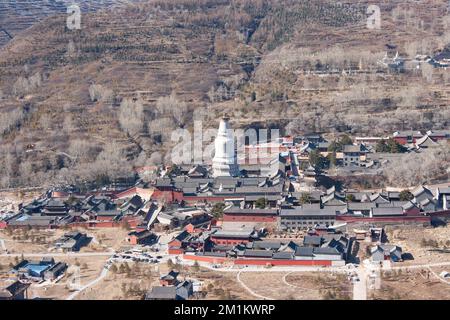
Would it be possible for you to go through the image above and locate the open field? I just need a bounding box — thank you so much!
[234,271,351,300]
[370,267,450,300]
[385,225,450,265]
[0,226,131,254]
[62,260,354,300]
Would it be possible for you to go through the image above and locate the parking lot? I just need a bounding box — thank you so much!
[107,246,164,266]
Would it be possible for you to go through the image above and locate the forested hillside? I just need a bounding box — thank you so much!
[0,0,449,188]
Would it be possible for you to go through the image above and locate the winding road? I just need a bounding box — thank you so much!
[427,266,450,285]
[66,266,110,300]
[0,238,6,251]
[353,267,367,300]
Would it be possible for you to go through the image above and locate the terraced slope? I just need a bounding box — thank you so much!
[0,0,449,188]
[0,0,141,47]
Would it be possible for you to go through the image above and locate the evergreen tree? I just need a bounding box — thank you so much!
[399,190,414,201]
[339,134,353,145]
[211,202,226,218]
[299,193,313,204]
[255,198,268,209]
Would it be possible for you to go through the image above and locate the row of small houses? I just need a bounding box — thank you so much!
[283,130,449,169]
[279,130,450,147]
[149,174,450,213]
[392,130,450,145]
[1,178,449,231]
[168,228,354,267]
[201,185,449,230]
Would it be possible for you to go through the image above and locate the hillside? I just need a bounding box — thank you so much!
[0,0,142,47]
[0,0,449,188]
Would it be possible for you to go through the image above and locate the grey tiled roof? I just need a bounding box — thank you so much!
[437,187,450,194]
[223,207,278,215]
[272,252,294,259]
[244,195,283,201]
[252,241,282,250]
[371,207,404,216]
[412,185,431,197]
[303,236,323,246]
[243,249,273,258]
[280,207,336,217]
[313,247,341,255]
[146,286,177,300]
[212,229,254,238]
[294,247,314,257]
[348,202,376,211]
[376,201,408,208]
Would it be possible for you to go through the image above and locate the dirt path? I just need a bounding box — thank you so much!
[353,267,367,300]
[236,271,274,300]
[66,267,110,300]
[0,239,6,251]
[427,266,450,285]
[390,261,450,270]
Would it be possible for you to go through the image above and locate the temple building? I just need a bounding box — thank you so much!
[212,116,240,177]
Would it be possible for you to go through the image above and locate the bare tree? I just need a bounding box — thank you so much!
[155,93,188,125]
[93,142,132,179]
[39,114,52,130]
[12,73,42,97]
[0,109,25,136]
[63,114,74,133]
[148,117,176,141]
[383,142,450,187]
[421,63,434,83]
[68,139,95,163]
[118,97,144,136]
[88,84,114,103]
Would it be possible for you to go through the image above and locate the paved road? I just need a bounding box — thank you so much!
[355,260,450,299]
[427,266,450,285]
[389,261,450,270]
[353,267,367,300]
[66,266,110,300]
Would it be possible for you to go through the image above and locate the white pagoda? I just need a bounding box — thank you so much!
[212,115,240,177]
